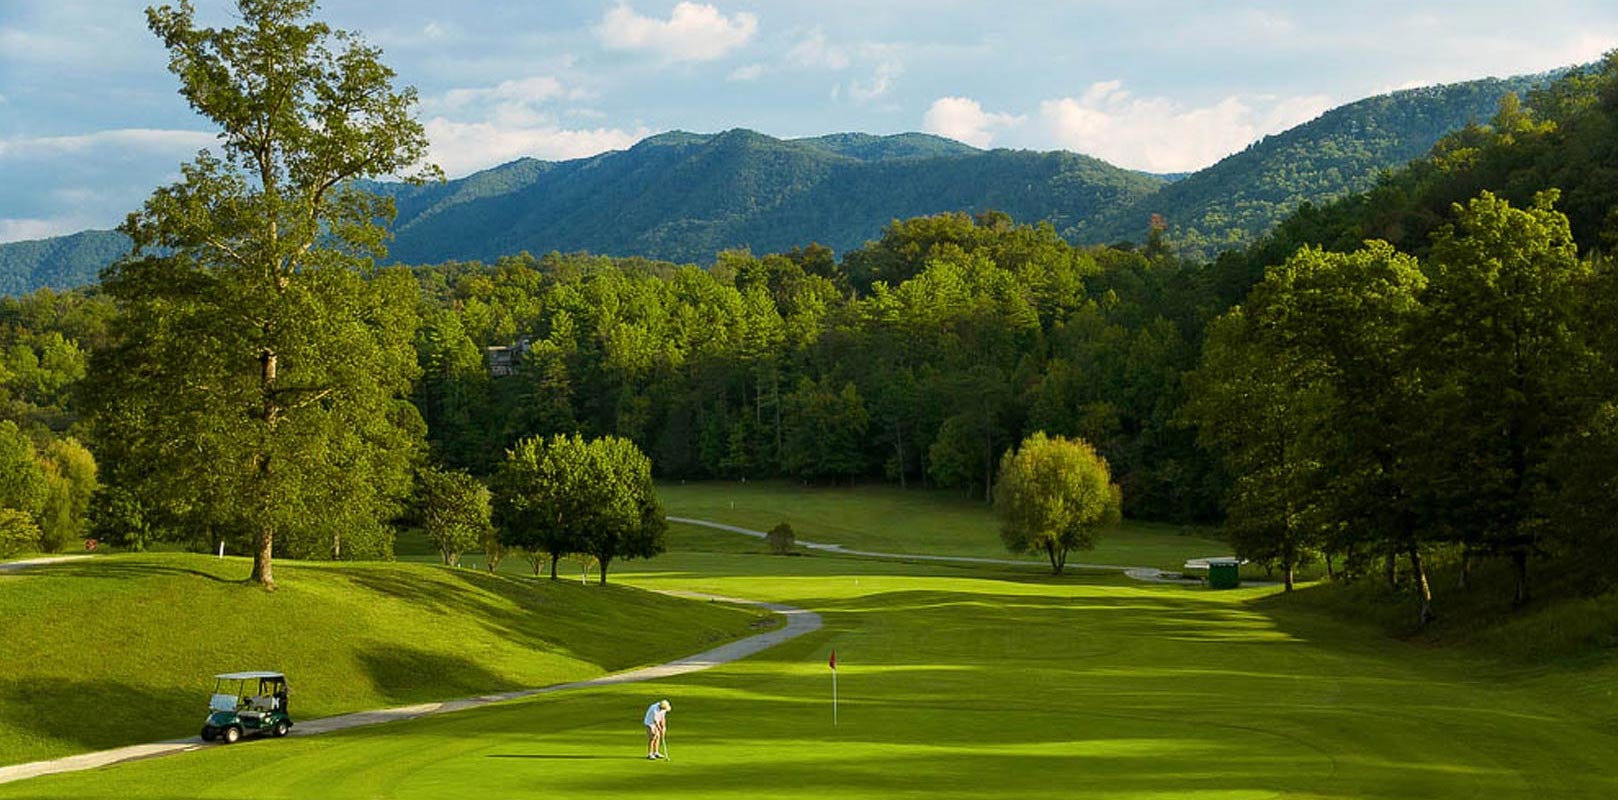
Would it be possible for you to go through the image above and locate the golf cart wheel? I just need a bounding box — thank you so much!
[272,720,290,737]
[222,726,242,744]
[200,727,215,742]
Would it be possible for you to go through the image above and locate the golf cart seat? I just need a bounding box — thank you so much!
[249,695,277,711]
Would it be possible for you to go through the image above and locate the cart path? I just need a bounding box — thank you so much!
[668,516,1208,585]
[0,555,94,572]
[0,590,820,787]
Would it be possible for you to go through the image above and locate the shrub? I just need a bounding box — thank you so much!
[0,508,41,558]
[766,522,796,555]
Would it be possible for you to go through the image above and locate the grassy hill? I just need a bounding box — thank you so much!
[8,527,1617,798]
[0,553,768,766]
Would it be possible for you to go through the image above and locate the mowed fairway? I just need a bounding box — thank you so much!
[5,506,1617,799]
[657,480,1228,568]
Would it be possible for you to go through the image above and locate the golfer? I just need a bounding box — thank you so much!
[644,699,671,759]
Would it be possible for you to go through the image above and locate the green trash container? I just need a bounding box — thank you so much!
[1207,558,1241,589]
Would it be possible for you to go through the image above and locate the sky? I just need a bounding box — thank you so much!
[1,1,1616,243]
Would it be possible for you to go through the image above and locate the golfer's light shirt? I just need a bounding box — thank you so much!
[644,703,666,727]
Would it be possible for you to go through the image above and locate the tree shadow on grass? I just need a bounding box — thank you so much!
[353,646,524,705]
[0,677,198,765]
[4,560,237,584]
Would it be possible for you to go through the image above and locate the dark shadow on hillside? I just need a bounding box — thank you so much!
[0,677,197,764]
[353,646,523,704]
[6,560,237,584]
[342,568,526,629]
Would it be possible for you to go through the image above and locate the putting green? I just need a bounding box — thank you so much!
[5,541,1616,799]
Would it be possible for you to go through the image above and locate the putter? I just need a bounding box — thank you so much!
[660,731,671,762]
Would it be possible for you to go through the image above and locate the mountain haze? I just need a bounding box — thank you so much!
[1078,73,1557,254]
[375,128,1161,265]
[0,69,1559,294]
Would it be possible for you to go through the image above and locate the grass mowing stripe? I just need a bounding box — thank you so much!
[6,543,1617,798]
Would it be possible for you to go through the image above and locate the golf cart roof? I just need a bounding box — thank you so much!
[214,671,285,680]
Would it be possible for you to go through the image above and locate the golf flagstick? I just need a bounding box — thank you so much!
[829,649,837,726]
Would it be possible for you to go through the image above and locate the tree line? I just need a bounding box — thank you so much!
[6,1,1618,621]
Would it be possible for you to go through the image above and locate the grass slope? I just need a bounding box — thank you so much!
[8,539,1618,798]
[0,553,766,766]
[656,480,1228,569]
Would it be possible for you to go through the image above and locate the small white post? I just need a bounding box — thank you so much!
[217,541,224,559]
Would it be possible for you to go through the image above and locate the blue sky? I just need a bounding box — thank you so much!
[2,0,1615,242]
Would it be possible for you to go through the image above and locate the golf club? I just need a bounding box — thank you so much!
[660,730,671,762]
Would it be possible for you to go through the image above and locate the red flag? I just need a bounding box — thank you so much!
[828,650,836,670]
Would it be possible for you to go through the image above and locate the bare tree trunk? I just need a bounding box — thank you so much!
[893,420,907,490]
[250,528,275,590]
[549,552,560,581]
[1324,553,1336,581]
[1384,552,1398,589]
[1409,547,1434,626]
[1511,550,1530,607]
[1045,542,1065,575]
[598,556,611,585]
[1284,561,1295,592]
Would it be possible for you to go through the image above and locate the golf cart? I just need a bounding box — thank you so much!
[200,671,292,743]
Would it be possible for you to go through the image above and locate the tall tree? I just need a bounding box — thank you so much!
[417,466,492,567]
[1184,310,1327,591]
[1418,191,1588,607]
[87,0,434,588]
[993,432,1122,574]
[493,433,665,584]
[575,436,667,585]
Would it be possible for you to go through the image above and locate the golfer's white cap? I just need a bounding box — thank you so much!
[660,700,671,710]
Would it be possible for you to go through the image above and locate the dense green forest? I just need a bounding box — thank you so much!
[0,69,1546,297]
[5,49,1618,625]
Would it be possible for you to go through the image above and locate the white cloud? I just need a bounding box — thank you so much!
[595,2,758,62]
[423,118,650,176]
[787,27,849,70]
[430,75,589,116]
[0,128,216,160]
[728,63,766,82]
[848,61,901,102]
[0,217,90,243]
[1038,81,1333,172]
[922,97,1022,148]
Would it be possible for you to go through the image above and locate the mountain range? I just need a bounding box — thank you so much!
[0,70,1554,296]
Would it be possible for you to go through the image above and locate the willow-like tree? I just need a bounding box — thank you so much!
[993,432,1122,574]
[87,0,436,589]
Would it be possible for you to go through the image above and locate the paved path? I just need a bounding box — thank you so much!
[0,517,1241,785]
[668,516,1208,585]
[0,590,821,787]
[0,555,94,572]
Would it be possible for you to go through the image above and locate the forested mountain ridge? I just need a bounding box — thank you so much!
[0,68,1558,295]
[1079,73,1557,255]
[374,128,1162,265]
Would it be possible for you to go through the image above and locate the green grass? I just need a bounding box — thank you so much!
[0,553,767,766]
[8,489,1618,798]
[657,480,1229,570]
[7,529,1618,798]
